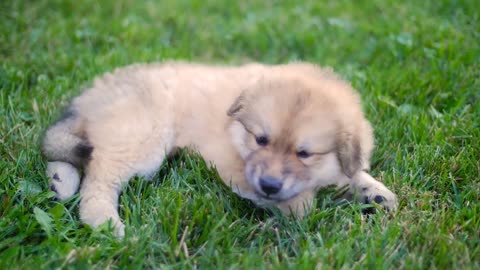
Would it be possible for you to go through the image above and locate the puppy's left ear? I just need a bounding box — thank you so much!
[227,93,246,117]
[337,131,363,178]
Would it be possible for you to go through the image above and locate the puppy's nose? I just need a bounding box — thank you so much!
[259,176,283,195]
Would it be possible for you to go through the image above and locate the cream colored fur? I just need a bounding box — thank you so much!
[43,62,397,236]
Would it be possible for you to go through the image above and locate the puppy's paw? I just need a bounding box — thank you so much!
[46,161,80,200]
[80,199,125,237]
[84,216,126,238]
[114,222,126,238]
[95,219,126,238]
[361,185,398,214]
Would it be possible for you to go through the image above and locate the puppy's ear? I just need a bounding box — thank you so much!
[337,131,362,178]
[227,94,245,117]
[228,78,263,117]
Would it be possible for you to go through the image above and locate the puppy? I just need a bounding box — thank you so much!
[43,62,397,236]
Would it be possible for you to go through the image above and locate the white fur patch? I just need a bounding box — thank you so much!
[47,161,80,200]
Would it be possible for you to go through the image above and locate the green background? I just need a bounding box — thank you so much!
[1,0,479,269]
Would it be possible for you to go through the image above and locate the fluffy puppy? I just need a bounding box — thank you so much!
[43,62,397,236]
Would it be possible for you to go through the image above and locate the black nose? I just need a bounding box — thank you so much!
[259,176,283,195]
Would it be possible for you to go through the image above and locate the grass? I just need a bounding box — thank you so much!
[1,0,479,268]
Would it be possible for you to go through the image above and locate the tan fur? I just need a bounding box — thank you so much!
[43,62,397,236]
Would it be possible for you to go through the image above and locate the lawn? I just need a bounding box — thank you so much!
[1,0,479,269]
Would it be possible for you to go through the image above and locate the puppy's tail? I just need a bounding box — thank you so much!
[42,109,92,200]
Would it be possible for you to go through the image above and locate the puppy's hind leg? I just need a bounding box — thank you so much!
[349,171,398,212]
[78,122,174,237]
[43,109,91,200]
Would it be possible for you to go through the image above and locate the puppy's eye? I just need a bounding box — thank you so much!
[296,150,311,159]
[255,135,269,146]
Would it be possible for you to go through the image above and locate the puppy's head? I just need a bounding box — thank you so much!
[227,70,373,203]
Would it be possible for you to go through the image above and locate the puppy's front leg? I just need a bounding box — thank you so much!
[350,171,398,212]
[79,162,128,237]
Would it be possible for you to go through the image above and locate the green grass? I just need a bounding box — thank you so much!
[1,0,479,268]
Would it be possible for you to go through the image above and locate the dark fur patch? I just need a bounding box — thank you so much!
[374,195,386,204]
[74,141,94,163]
[362,196,377,215]
[52,173,62,182]
[362,206,376,215]
[362,195,388,215]
[364,196,370,204]
[50,184,58,193]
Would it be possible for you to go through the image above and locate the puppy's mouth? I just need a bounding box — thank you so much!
[245,164,301,203]
[254,191,299,203]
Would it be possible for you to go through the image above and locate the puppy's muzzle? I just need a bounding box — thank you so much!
[259,176,283,195]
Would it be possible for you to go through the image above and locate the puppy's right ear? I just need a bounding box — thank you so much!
[227,94,245,117]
